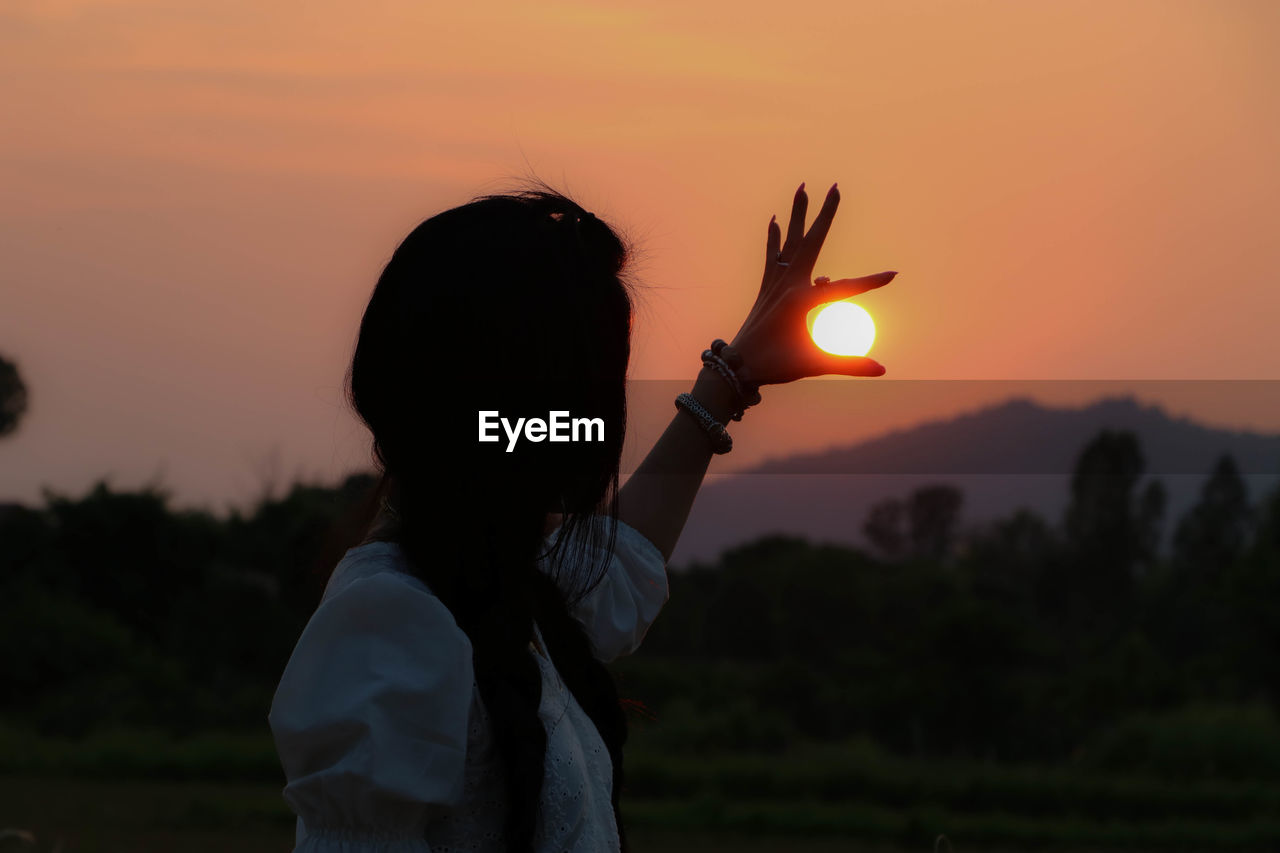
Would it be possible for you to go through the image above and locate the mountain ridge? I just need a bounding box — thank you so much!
[670,395,1280,567]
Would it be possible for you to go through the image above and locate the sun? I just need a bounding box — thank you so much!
[809,300,876,357]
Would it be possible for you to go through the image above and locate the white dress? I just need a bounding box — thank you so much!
[268,515,669,853]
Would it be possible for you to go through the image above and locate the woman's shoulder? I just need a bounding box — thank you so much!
[275,540,474,694]
[271,540,474,744]
[323,538,433,603]
[270,537,477,839]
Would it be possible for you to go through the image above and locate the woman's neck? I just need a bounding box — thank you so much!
[358,506,400,546]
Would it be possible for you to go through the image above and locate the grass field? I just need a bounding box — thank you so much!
[5,727,1280,852]
[0,775,925,852]
[4,774,1280,853]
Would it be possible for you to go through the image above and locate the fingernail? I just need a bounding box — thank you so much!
[798,182,805,193]
[885,270,898,278]
[770,215,776,225]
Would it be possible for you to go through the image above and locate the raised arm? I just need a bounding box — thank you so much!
[616,182,898,562]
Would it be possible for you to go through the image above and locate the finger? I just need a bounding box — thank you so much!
[780,182,807,261]
[758,215,783,296]
[792,183,840,276]
[763,215,781,271]
[811,270,897,303]
[811,355,887,378]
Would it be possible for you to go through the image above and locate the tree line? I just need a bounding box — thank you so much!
[2,426,1279,773]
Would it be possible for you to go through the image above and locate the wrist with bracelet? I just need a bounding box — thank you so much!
[674,339,762,455]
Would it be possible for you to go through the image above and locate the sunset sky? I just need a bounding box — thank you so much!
[3,0,1279,513]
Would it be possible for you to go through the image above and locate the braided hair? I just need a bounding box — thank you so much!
[345,185,637,851]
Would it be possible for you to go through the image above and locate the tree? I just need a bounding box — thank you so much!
[1059,430,1164,639]
[962,508,1054,610]
[907,484,964,561]
[1064,430,1166,566]
[1173,454,1252,575]
[1143,455,1257,696]
[863,497,906,558]
[0,352,29,438]
[1065,431,1145,555]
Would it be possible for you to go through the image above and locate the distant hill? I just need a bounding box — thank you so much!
[670,396,1280,568]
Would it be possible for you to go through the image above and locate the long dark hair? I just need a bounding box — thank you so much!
[345,184,637,851]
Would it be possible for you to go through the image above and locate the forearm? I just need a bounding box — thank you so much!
[615,366,741,562]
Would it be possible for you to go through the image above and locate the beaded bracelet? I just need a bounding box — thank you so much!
[675,392,733,454]
[700,339,762,422]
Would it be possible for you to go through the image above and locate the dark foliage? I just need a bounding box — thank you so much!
[3,429,1279,776]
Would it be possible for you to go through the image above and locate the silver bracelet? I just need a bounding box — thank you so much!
[675,392,733,454]
[700,340,761,422]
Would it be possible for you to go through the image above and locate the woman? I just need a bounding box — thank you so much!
[269,180,896,852]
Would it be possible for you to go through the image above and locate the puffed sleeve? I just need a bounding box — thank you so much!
[268,569,474,852]
[542,516,670,663]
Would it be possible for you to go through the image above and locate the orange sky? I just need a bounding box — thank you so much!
[3,0,1279,513]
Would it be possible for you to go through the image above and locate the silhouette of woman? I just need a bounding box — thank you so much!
[268,180,896,852]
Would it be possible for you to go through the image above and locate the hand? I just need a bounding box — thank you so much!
[729,182,897,386]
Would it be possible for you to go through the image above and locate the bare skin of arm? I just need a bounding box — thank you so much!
[606,183,899,561]
[612,365,740,561]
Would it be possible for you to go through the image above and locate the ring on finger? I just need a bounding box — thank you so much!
[775,250,789,267]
